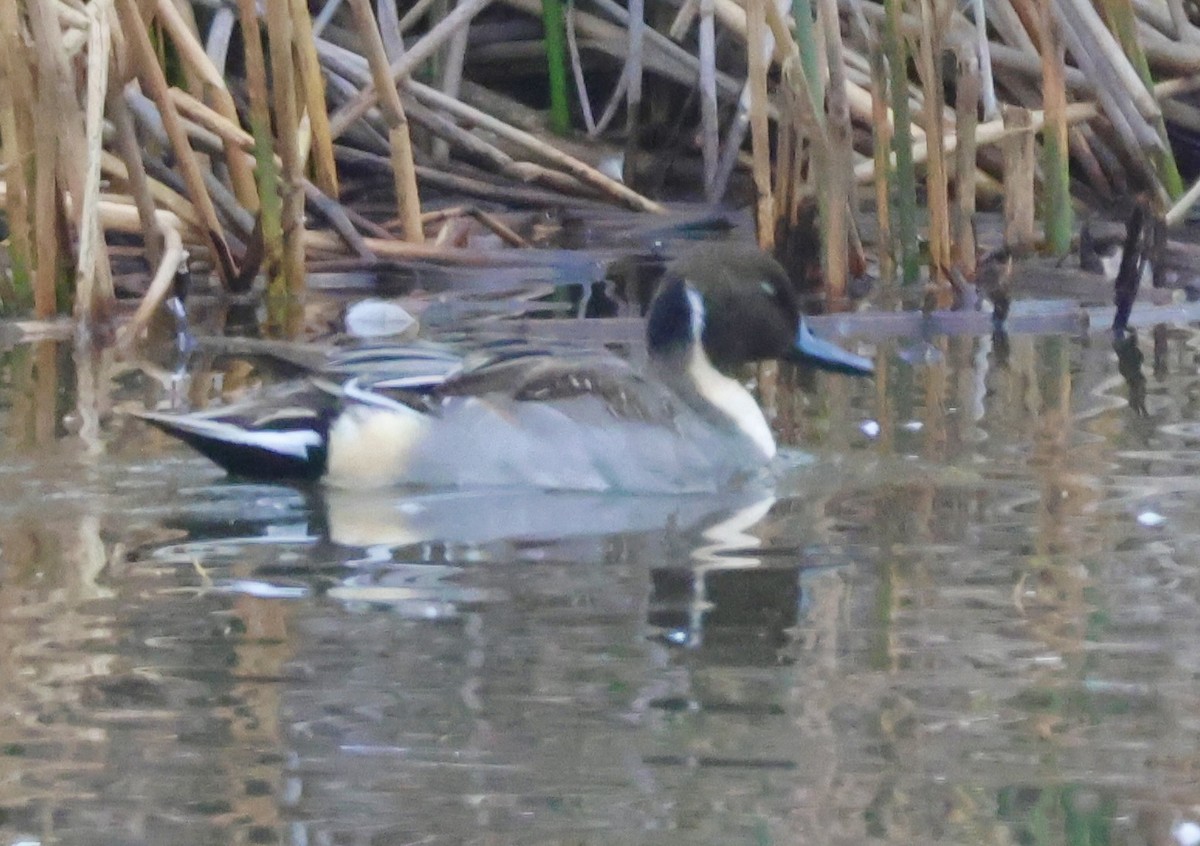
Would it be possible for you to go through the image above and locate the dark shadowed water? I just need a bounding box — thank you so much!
[2,323,1200,846]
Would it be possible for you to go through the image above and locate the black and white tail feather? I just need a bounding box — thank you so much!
[137,338,592,482]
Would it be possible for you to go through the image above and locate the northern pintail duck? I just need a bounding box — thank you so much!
[139,245,873,492]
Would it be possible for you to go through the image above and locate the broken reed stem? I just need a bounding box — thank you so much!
[263,0,307,301]
[347,0,424,241]
[1038,0,1072,256]
[1002,105,1036,249]
[748,0,774,250]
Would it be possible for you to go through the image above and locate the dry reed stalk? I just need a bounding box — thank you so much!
[115,221,184,348]
[402,98,589,195]
[747,0,774,249]
[1161,0,1196,40]
[263,0,307,298]
[467,208,530,247]
[374,0,404,59]
[1103,0,1183,195]
[29,0,87,205]
[1070,126,1116,197]
[168,88,282,167]
[1065,0,1161,119]
[764,1,827,153]
[868,34,894,283]
[329,0,493,138]
[818,0,851,302]
[302,228,591,262]
[852,75,1200,184]
[508,0,745,102]
[234,0,283,292]
[969,0,1000,119]
[1037,0,1072,255]
[206,6,237,69]
[952,45,978,275]
[33,189,189,240]
[433,7,470,165]
[29,0,66,316]
[915,0,950,293]
[288,0,340,197]
[884,0,919,284]
[165,0,205,94]
[1056,0,1162,154]
[565,0,598,133]
[623,0,645,184]
[107,90,165,267]
[699,0,790,64]
[698,0,719,198]
[0,0,36,305]
[1001,105,1036,248]
[345,0,423,241]
[590,55,630,137]
[234,0,271,145]
[1056,13,1155,178]
[115,0,236,287]
[397,0,441,32]
[77,0,116,325]
[668,0,698,39]
[409,80,667,212]
[434,217,471,248]
[153,0,258,210]
[772,83,795,229]
[99,152,204,231]
[302,181,374,258]
[1167,175,1200,225]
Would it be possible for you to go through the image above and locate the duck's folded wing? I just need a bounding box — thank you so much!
[320,340,465,391]
[435,351,678,427]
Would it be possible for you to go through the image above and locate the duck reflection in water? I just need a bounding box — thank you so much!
[143,480,839,665]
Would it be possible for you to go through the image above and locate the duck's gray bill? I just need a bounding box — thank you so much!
[791,321,874,376]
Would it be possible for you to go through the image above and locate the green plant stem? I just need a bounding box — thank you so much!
[541,0,570,134]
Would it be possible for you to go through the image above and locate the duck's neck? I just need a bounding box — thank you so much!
[652,346,776,460]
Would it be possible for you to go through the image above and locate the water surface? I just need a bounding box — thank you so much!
[0,325,1197,845]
